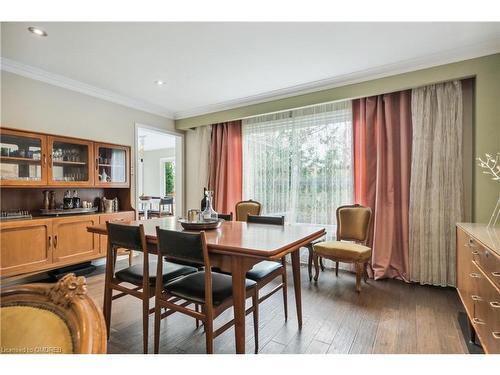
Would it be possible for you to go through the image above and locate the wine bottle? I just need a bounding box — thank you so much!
[201,187,208,211]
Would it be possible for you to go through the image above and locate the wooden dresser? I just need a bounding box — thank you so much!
[456,223,500,354]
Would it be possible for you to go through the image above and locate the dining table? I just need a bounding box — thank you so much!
[87,216,326,354]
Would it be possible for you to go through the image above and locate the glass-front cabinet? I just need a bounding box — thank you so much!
[48,136,94,186]
[0,129,48,185]
[94,143,129,187]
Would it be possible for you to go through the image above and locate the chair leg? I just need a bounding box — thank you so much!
[355,263,363,293]
[252,290,259,354]
[103,284,112,340]
[363,262,369,283]
[335,261,339,277]
[203,306,214,354]
[128,250,133,266]
[313,252,320,281]
[307,244,313,281]
[281,258,288,321]
[154,299,162,354]
[195,304,200,328]
[320,257,325,271]
[142,297,149,354]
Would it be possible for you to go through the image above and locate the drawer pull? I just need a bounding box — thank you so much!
[490,301,500,308]
[471,295,483,301]
[493,332,500,340]
[469,273,481,278]
[48,236,52,248]
[472,318,485,325]
[492,272,500,277]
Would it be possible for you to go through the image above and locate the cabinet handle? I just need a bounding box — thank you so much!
[469,273,481,278]
[96,158,99,170]
[492,272,500,277]
[471,295,483,301]
[48,236,52,248]
[493,332,500,340]
[490,301,500,308]
[472,318,485,325]
[54,235,58,249]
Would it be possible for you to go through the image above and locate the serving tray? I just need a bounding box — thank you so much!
[178,218,222,230]
[40,207,98,216]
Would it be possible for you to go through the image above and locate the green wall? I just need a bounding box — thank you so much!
[176,54,500,223]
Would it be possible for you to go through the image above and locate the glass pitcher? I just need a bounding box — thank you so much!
[201,190,218,221]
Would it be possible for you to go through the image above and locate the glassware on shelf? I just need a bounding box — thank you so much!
[201,190,218,221]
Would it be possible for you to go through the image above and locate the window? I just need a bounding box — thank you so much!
[242,100,353,231]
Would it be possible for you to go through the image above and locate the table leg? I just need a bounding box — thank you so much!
[290,248,303,329]
[231,256,247,354]
[307,244,313,281]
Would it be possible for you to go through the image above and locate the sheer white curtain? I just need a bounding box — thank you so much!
[185,125,212,214]
[409,81,464,286]
[242,101,353,263]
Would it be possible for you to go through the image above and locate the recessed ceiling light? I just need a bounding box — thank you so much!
[155,80,166,86]
[28,27,48,37]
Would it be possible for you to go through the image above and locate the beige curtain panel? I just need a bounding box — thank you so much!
[409,80,464,287]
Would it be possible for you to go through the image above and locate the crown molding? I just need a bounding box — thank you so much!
[174,38,500,119]
[0,57,175,119]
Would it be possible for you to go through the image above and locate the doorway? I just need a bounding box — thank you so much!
[135,124,183,218]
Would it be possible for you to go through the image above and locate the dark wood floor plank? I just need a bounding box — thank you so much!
[81,259,467,354]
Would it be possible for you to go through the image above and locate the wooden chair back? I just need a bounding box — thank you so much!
[235,200,262,221]
[247,214,284,226]
[218,212,233,221]
[336,204,372,245]
[0,273,106,354]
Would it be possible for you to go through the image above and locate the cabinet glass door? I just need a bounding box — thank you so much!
[49,137,93,185]
[0,130,47,185]
[95,144,128,186]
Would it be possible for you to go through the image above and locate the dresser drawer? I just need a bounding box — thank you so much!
[472,240,500,289]
[472,262,500,353]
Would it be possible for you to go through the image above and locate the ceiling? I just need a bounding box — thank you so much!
[1,22,500,119]
[138,127,176,151]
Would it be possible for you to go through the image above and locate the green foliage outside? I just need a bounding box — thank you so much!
[165,162,175,195]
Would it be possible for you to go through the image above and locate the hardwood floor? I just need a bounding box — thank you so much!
[84,257,470,354]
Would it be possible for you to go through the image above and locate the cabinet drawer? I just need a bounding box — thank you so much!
[456,227,476,314]
[472,262,500,353]
[473,241,500,289]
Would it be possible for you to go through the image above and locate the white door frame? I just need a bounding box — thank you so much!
[134,123,184,218]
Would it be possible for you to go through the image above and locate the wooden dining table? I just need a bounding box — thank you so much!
[87,217,325,354]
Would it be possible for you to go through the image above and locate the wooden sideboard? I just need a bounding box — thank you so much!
[1,126,136,279]
[0,211,135,278]
[456,223,500,354]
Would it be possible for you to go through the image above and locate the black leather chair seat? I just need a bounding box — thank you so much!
[246,261,283,281]
[115,260,197,286]
[164,271,256,305]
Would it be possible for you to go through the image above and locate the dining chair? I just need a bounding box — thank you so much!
[153,228,259,354]
[217,212,233,221]
[103,222,198,353]
[149,197,174,218]
[312,204,373,292]
[235,199,261,221]
[1,273,107,354]
[245,214,288,321]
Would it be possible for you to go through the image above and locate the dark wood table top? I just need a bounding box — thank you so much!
[87,217,326,259]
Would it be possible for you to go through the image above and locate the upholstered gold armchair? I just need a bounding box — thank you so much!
[1,273,107,354]
[235,200,261,221]
[312,204,373,292]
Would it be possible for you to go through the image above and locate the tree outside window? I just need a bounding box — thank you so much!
[164,161,175,196]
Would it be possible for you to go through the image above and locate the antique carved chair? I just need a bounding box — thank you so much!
[235,200,261,221]
[103,222,197,353]
[312,204,373,292]
[0,273,106,354]
[153,228,259,354]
